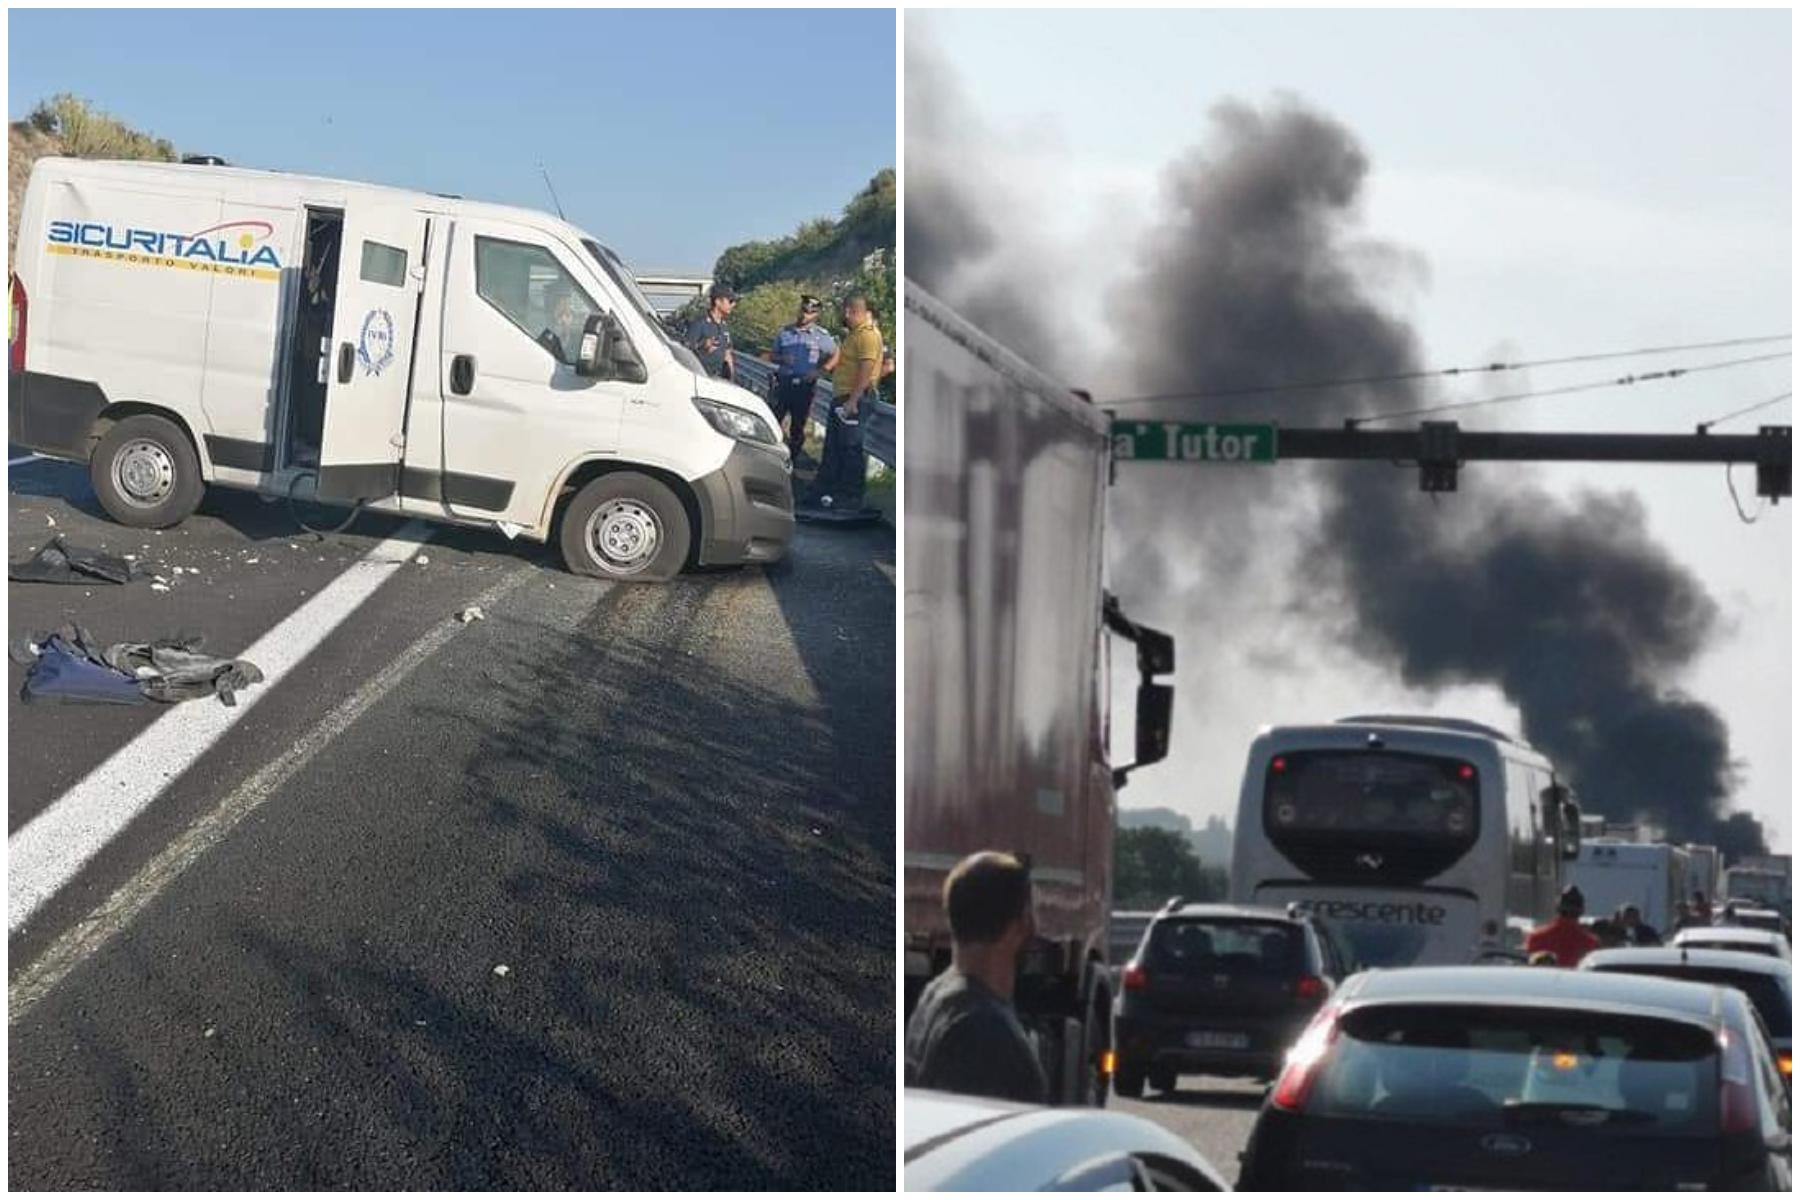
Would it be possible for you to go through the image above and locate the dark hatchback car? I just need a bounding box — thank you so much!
[1113,902,1350,1097]
[1239,967,1793,1191]
[1582,946,1792,1084]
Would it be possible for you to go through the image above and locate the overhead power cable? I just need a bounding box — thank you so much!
[1696,391,1791,433]
[1348,351,1792,428]
[1105,333,1792,409]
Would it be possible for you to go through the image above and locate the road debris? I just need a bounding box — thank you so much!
[9,536,141,586]
[416,555,430,566]
[14,624,265,707]
[493,964,511,978]
[456,606,486,624]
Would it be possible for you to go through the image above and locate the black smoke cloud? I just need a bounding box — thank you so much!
[1109,98,1752,850]
[908,50,1762,853]
[905,32,1068,369]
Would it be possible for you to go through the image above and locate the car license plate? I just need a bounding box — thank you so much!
[1185,1030,1249,1050]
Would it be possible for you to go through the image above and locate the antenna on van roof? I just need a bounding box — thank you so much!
[538,164,566,220]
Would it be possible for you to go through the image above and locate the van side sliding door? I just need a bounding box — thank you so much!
[316,205,429,502]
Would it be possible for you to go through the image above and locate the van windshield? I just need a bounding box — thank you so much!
[581,238,695,367]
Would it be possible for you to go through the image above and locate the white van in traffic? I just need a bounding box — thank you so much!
[8,157,794,580]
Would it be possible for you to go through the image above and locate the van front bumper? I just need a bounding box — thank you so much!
[694,440,795,566]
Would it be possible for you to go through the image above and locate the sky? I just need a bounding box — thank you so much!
[8,8,896,272]
[912,9,1793,853]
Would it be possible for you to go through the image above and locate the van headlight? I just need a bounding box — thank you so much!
[692,397,779,447]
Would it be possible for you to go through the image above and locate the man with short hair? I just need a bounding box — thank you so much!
[1524,885,1601,967]
[763,295,837,465]
[904,851,1049,1105]
[1617,903,1662,947]
[685,283,738,381]
[802,292,883,511]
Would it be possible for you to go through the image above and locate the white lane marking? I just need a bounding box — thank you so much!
[10,454,42,466]
[9,565,541,1022]
[9,522,434,934]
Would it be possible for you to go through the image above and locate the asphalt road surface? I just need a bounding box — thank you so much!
[8,455,896,1190]
[1114,1077,1266,1187]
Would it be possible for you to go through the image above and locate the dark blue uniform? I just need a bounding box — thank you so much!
[768,322,838,457]
[685,315,733,379]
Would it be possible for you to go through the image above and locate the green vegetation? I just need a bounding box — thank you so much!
[27,94,177,161]
[678,170,897,403]
[10,95,180,265]
[1115,826,1229,908]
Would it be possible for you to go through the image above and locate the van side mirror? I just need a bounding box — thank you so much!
[576,313,648,384]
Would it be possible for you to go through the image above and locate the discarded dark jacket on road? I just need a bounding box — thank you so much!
[13,624,264,707]
[9,536,143,586]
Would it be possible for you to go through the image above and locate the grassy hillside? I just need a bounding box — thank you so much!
[678,170,897,398]
[9,94,179,265]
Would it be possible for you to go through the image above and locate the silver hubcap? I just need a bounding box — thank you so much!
[113,439,176,508]
[587,498,661,572]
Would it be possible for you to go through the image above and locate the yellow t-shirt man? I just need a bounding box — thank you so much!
[831,315,884,410]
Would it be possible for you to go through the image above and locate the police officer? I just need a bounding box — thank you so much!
[763,295,838,465]
[685,283,738,381]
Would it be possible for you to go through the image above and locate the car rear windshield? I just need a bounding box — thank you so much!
[1594,966,1791,1038]
[1307,1003,1720,1135]
[1143,919,1305,976]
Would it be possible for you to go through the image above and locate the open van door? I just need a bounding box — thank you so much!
[316,205,429,503]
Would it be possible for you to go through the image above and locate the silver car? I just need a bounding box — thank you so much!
[905,1088,1230,1190]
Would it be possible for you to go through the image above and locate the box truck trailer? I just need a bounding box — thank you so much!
[902,283,1175,1106]
[8,158,793,580]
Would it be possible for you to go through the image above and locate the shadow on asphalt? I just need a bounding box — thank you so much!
[1143,1084,1270,1112]
[202,566,892,1188]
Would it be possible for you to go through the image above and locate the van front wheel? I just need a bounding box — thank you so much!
[91,414,204,529]
[560,473,690,582]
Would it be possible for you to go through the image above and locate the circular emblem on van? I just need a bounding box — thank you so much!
[357,308,395,376]
[1480,1133,1531,1157]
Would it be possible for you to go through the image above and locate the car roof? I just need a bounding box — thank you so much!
[1583,946,1792,978]
[1675,925,1786,942]
[903,1089,1225,1191]
[1157,903,1306,923]
[1345,965,1725,1022]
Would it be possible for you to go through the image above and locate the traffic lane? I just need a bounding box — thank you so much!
[10,530,894,1190]
[8,459,427,829]
[6,520,537,967]
[1114,1078,1267,1187]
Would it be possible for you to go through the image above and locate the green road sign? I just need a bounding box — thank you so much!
[1111,421,1279,464]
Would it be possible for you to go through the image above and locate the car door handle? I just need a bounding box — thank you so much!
[450,354,477,396]
[338,342,355,384]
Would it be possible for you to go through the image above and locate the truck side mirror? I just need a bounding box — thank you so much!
[576,314,606,378]
[1135,682,1174,770]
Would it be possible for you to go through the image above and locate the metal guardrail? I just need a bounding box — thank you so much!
[729,355,895,468]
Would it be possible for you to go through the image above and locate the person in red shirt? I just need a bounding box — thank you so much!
[1524,885,1601,967]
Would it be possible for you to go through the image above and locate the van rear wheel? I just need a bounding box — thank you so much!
[560,472,690,582]
[91,414,204,529]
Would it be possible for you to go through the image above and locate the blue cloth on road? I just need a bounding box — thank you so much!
[18,629,147,705]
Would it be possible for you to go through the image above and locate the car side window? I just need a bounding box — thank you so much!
[1747,1011,1788,1140]
[1138,1153,1224,1191]
[473,235,602,366]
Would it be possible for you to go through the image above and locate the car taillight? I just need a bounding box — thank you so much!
[9,273,25,373]
[1122,963,1148,992]
[1779,1051,1792,1080]
[1270,1004,1340,1112]
[1718,1027,1759,1135]
[1294,975,1325,1001]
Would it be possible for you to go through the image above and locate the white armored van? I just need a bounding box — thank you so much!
[8,157,794,580]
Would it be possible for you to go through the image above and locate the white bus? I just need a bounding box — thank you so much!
[1228,715,1582,968]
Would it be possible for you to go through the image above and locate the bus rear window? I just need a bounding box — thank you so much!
[1266,750,1478,841]
[1264,750,1479,884]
